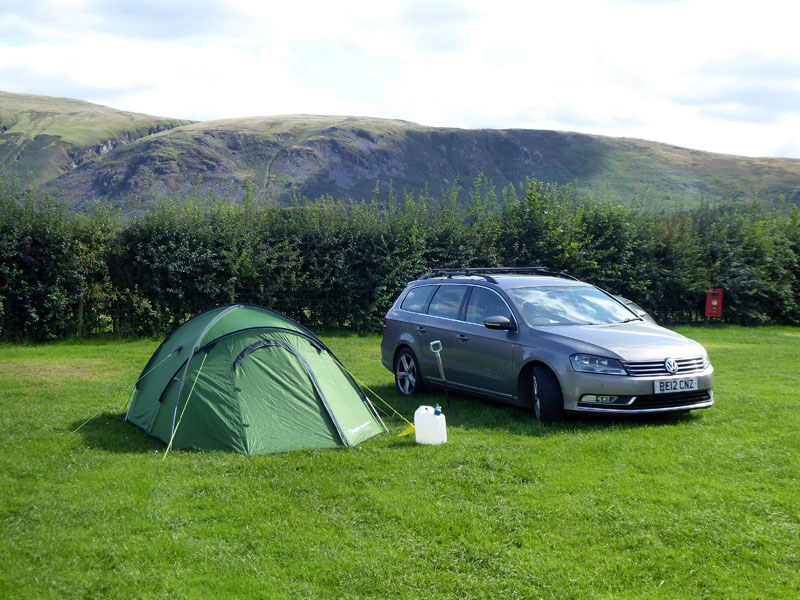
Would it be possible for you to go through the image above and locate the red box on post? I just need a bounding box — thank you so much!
[705,289,723,317]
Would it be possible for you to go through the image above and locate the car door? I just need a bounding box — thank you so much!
[392,284,439,377]
[418,284,469,385]
[445,286,517,399]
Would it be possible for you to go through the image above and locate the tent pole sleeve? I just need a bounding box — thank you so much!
[346,371,410,431]
[233,339,351,447]
[168,305,240,450]
[164,351,208,457]
[125,348,178,423]
[336,364,389,434]
[364,395,389,434]
[123,388,137,423]
[330,360,390,433]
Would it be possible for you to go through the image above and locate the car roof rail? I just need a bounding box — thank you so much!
[418,267,578,284]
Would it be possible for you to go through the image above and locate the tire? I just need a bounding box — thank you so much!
[532,365,564,423]
[394,348,424,396]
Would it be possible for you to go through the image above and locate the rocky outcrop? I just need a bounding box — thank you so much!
[66,122,188,169]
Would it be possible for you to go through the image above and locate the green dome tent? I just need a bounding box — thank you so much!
[125,304,386,455]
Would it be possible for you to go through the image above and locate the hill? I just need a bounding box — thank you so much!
[2,91,799,208]
[0,91,191,186]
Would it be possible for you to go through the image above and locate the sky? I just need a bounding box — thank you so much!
[2,0,799,158]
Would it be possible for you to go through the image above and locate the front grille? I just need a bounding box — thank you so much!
[587,390,712,411]
[624,357,705,376]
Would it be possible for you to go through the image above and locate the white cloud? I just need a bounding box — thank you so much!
[1,0,799,158]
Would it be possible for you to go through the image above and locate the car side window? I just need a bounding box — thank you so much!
[427,285,468,320]
[400,285,436,313]
[465,287,512,324]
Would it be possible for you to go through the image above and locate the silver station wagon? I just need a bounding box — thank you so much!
[381,268,714,422]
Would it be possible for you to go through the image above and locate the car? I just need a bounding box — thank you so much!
[381,267,713,422]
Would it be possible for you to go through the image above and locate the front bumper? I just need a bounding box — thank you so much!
[561,367,714,414]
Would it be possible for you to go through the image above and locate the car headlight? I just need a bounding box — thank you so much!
[701,350,711,370]
[570,354,627,375]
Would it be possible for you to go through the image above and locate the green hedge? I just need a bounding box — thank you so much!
[1,172,798,341]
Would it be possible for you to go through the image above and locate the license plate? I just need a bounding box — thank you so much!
[654,378,698,394]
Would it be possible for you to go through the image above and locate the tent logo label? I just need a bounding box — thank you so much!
[349,421,373,436]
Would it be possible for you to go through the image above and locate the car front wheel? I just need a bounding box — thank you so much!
[395,348,423,396]
[533,365,564,423]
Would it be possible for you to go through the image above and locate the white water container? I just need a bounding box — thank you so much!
[414,405,447,445]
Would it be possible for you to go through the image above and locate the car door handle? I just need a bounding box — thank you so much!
[416,326,427,334]
[457,334,469,342]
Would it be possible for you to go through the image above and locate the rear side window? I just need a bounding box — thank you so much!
[400,285,436,313]
[427,285,468,320]
[465,287,512,324]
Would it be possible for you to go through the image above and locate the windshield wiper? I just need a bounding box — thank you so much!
[618,317,643,323]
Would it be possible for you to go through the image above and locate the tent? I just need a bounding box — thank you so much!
[125,304,386,455]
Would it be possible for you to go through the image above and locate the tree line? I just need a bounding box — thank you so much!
[1,171,798,341]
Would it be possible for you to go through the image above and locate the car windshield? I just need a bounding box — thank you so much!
[508,285,637,326]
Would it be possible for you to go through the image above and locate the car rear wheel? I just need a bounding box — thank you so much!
[533,365,564,423]
[395,348,424,396]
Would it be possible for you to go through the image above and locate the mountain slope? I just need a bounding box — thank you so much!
[52,116,613,205]
[2,91,799,207]
[0,91,191,184]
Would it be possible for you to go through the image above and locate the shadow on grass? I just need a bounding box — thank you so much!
[562,410,702,436]
[72,386,703,454]
[372,384,704,439]
[70,412,163,454]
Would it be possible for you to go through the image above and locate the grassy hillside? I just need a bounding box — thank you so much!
[588,136,800,203]
[0,91,191,184]
[2,91,799,208]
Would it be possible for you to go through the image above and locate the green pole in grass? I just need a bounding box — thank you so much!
[430,340,451,410]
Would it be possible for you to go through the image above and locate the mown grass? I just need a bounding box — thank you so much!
[1,327,798,599]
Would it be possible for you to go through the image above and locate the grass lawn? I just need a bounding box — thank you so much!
[1,326,798,599]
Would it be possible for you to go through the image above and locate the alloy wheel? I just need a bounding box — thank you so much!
[396,353,417,395]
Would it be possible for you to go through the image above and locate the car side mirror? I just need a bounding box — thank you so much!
[483,315,516,331]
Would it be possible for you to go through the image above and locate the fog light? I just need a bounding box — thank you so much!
[581,394,619,404]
